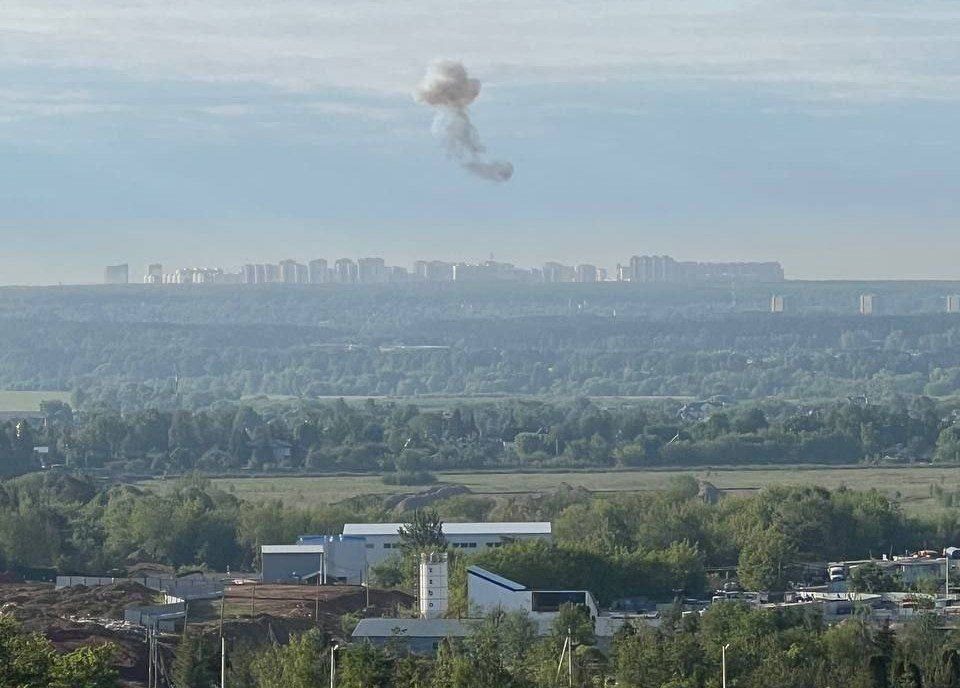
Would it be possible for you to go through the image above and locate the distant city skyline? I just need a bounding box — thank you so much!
[2,2,958,285]
[103,253,784,287]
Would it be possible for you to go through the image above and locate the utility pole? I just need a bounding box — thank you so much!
[330,644,339,688]
[147,628,153,688]
[221,635,227,688]
[219,590,226,638]
[722,643,731,688]
[365,565,370,609]
[316,574,321,624]
[251,584,256,618]
[943,554,950,597]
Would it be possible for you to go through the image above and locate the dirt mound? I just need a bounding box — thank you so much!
[387,484,471,513]
[1,581,156,630]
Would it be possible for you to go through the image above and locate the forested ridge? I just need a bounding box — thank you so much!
[4,283,960,403]
[4,394,960,478]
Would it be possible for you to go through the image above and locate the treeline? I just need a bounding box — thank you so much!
[177,603,960,688]
[5,284,960,403]
[3,471,959,597]
[6,395,960,479]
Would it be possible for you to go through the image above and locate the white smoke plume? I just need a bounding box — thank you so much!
[415,61,513,182]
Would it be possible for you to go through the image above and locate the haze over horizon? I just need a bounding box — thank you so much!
[2,1,959,284]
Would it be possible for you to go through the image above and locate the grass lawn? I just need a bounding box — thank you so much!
[142,464,960,517]
[0,390,71,413]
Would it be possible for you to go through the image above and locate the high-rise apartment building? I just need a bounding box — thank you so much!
[770,295,785,313]
[309,259,329,284]
[279,259,307,284]
[264,264,280,283]
[542,262,575,283]
[414,260,455,281]
[859,293,877,316]
[104,264,129,284]
[358,257,387,283]
[947,295,960,313]
[144,263,163,284]
[575,264,599,283]
[334,258,358,284]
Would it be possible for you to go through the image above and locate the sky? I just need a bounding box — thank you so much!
[1,1,959,284]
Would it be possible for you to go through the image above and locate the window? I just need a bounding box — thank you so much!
[365,544,374,549]
[383,543,392,549]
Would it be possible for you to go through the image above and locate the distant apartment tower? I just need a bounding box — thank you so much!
[859,293,877,316]
[264,264,280,283]
[334,258,358,284]
[576,264,599,283]
[358,257,387,283]
[629,255,676,283]
[543,262,575,283]
[241,264,257,284]
[144,263,163,284]
[279,259,297,284]
[308,259,329,284]
[453,261,534,283]
[279,259,307,284]
[948,295,960,314]
[414,260,455,282]
[770,295,785,313]
[104,264,129,284]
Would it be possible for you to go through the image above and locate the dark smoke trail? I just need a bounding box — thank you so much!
[415,61,514,182]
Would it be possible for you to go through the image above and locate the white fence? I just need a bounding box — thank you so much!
[56,575,224,600]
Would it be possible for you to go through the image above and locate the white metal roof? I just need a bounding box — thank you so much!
[342,522,551,537]
[467,566,527,591]
[352,618,472,638]
[261,545,325,554]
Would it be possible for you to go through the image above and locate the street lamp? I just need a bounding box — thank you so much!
[722,643,731,688]
[330,643,339,688]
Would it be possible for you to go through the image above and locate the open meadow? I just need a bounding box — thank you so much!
[0,389,70,413]
[143,464,960,517]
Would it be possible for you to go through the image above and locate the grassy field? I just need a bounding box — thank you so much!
[143,464,960,516]
[0,390,71,413]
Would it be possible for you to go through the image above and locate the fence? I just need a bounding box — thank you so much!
[56,575,224,600]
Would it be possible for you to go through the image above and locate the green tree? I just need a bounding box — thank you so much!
[399,509,446,553]
[737,526,794,590]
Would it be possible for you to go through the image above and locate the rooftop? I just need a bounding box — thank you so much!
[353,618,471,638]
[342,522,552,537]
[261,545,326,554]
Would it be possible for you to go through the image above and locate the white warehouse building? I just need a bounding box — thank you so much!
[260,535,367,585]
[343,522,552,567]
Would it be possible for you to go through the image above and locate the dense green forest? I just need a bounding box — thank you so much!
[205,607,960,688]
[4,394,960,478]
[7,473,960,686]
[2,472,958,594]
[3,282,960,404]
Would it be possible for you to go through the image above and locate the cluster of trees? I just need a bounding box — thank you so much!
[6,394,960,479]
[173,605,960,688]
[5,283,960,404]
[5,468,953,600]
[0,616,118,687]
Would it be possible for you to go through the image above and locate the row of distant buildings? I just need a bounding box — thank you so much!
[768,293,960,315]
[103,254,785,286]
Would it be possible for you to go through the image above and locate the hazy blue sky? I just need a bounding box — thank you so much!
[2,1,959,284]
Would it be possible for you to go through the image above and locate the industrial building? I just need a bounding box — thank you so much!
[467,565,601,634]
[352,559,640,652]
[260,535,368,584]
[342,521,552,567]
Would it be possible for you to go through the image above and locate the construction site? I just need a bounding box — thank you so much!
[0,576,413,687]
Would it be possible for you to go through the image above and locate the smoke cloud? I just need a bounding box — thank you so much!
[415,61,513,182]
